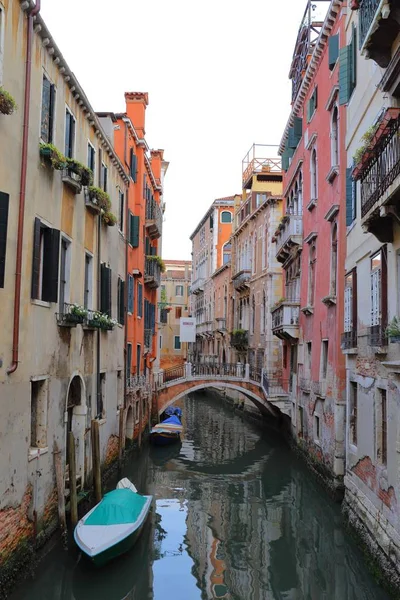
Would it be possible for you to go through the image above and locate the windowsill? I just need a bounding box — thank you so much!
[322,295,337,307]
[118,323,123,328]
[31,299,51,308]
[342,347,358,355]
[301,305,314,316]
[314,439,321,447]
[326,166,339,183]
[28,446,49,461]
[307,198,317,211]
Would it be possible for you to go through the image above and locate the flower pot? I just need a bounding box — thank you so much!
[389,335,400,343]
[87,319,102,328]
[40,146,53,158]
[0,92,16,115]
[65,313,85,324]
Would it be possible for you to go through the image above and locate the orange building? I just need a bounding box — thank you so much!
[98,93,168,437]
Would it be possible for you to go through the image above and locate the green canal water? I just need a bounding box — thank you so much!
[12,393,390,600]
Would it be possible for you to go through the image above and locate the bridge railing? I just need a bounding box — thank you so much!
[249,366,261,383]
[191,363,240,378]
[262,371,290,396]
[162,364,186,384]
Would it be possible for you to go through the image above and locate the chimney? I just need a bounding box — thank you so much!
[150,149,164,182]
[125,92,148,138]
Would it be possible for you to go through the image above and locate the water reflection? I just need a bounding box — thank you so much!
[12,392,389,600]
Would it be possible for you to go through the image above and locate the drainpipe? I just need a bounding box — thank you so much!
[124,184,129,407]
[96,206,101,417]
[7,0,41,374]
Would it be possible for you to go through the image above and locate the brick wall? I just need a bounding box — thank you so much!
[352,456,397,510]
[0,486,34,565]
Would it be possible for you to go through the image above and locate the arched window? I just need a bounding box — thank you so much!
[311,148,318,201]
[331,106,339,167]
[260,292,266,334]
[331,224,338,296]
[251,296,256,334]
[222,242,231,265]
[221,211,232,223]
[308,243,316,306]
[298,173,303,214]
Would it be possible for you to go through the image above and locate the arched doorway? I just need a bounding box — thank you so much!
[65,374,87,489]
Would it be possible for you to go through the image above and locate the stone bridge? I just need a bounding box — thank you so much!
[155,363,291,419]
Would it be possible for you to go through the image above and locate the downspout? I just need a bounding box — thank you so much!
[124,184,129,408]
[96,198,101,417]
[7,0,41,374]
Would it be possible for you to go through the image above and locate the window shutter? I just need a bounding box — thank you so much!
[101,264,111,316]
[130,215,139,247]
[381,245,388,326]
[42,227,60,303]
[350,26,357,92]
[0,192,9,289]
[49,85,56,144]
[131,152,137,182]
[371,268,381,326]
[128,275,134,313]
[41,77,51,142]
[313,87,318,110]
[282,146,294,171]
[31,218,41,299]
[352,179,357,223]
[138,282,143,317]
[344,286,352,332]
[329,34,339,70]
[352,268,358,331]
[339,46,351,105]
[346,168,353,226]
[119,279,125,325]
[126,344,132,379]
[65,111,71,157]
[107,267,112,317]
[288,117,302,149]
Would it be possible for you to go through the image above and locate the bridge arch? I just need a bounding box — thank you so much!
[159,382,277,417]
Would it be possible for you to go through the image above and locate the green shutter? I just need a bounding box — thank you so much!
[130,214,139,247]
[339,46,351,105]
[42,228,60,303]
[282,146,294,171]
[346,168,354,226]
[130,150,137,183]
[288,117,302,149]
[350,27,357,93]
[329,35,339,70]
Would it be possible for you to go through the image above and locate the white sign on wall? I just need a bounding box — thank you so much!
[180,317,196,343]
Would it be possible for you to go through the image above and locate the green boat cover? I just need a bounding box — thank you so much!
[85,489,147,526]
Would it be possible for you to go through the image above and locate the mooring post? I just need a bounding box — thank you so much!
[118,408,125,463]
[68,432,78,528]
[91,419,102,503]
[245,363,250,380]
[54,441,66,532]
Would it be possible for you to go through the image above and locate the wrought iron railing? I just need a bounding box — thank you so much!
[56,302,86,326]
[145,196,163,237]
[249,366,261,383]
[341,330,357,350]
[144,257,161,288]
[360,114,400,217]
[232,270,251,290]
[262,371,289,396]
[126,373,149,392]
[359,0,380,48]
[275,216,303,259]
[192,363,240,378]
[367,324,387,347]
[271,300,300,330]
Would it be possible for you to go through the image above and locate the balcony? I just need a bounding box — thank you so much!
[144,257,161,289]
[145,197,163,240]
[62,168,82,194]
[368,324,388,349]
[274,215,302,265]
[358,0,399,68]
[271,299,300,340]
[242,144,282,189]
[230,330,249,350]
[232,269,251,291]
[356,109,400,242]
[191,277,205,295]
[215,317,227,332]
[341,330,358,351]
[56,303,86,327]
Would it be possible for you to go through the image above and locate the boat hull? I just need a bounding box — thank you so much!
[150,432,181,446]
[90,521,146,567]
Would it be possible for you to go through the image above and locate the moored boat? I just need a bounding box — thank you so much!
[74,478,152,567]
[150,414,183,446]
[165,405,182,418]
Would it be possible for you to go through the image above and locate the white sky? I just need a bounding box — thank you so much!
[40,0,307,260]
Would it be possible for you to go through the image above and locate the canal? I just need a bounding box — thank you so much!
[12,392,389,600]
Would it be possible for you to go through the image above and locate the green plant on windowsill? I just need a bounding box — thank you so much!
[0,88,17,115]
[271,297,287,312]
[232,328,247,336]
[87,311,117,330]
[386,316,400,342]
[353,123,380,167]
[87,186,111,211]
[147,255,166,272]
[39,143,67,170]
[102,211,117,226]
[66,158,93,186]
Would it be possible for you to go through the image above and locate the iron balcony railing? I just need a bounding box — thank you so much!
[230,330,249,350]
[368,324,387,347]
[359,0,380,48]
[144,257,161,288]
[249,366,261,383]
[360,113,400,218]
[271,300,300,331]
[145,196,163,239]
[341,330,357,350]
[192,363,240,378]
[191,277,205,294]
[56,302,86,327]
[232,269,251,290]
[262,371,290,396]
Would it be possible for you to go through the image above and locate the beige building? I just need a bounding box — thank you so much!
[160,260,191,365]
[341,1,400,587]
[0,0,129,570]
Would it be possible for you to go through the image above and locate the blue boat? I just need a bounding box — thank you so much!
[150,414,183,446]
[165,406,183,418]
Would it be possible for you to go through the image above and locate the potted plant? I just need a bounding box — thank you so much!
[102,211,117,226]
[352,123,380,175]
[65,304,88,324]
[147,255,166,272]
[39,143,67,170]
[66,158,93,186]
[87,311,117,331]
[386,317,400,343]
[87,186,111,211]
[0,88,17,115]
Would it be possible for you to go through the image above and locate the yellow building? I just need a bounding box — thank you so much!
[160,260,191,367]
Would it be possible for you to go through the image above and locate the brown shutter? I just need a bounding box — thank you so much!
[31,218,41,299]
[381,245,388,327]
[0,192,9,288]
[42,228,60,303]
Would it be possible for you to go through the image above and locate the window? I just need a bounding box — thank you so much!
[221,211,232,223]
[84,253,93,309]
[251,295,255,334]
[339,26,357,105]
[321,340,328,379]
[377,389,388,465]
[174,336,181,350]
[330,224,338,296]
[31,379,48,448]
[59,237,71,313]
[117,369,123,409]
[100,263,112,316]
[260,292,265,334]
[175,307,182,319]
[346,167,357,226]
[130,148,137,182]
[126,343,132,380]
[344,270,357,333]
[349,382,358,446]
[314,415,320,442]
[136,344,141,376]
[328,34,339,70]
[41,75,56,144]
[222,242,231,265]
[371,250,382,326]
[119,191,124,232]
[129,212,140,247]
[98,373,106,418]
[0,191,9,288]
[128,274,134,314]
[117,277,125,325]
[65,108,75,159]
[101,162,108,193]
[87,142,95,174]
[331,106,339,168]
[307,87,318,122]
[298,405,304,436]
[175,285,183,296]
[137,282,143,317]
[310,148,318,201]
[308,244,316,306]
[306,342,312,374]
[31,218,60,302]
